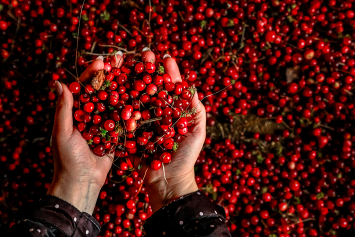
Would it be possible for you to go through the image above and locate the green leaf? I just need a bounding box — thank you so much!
[157,65,165,74]
[104,80,112,87]
[294,196,301,204]
[106,134,111,141]
[227,19,234,27]
[99,127,108,137]
[200,20,207,30]
[100,10,110,21]
[82,14,89,21]
[276,147,283,156]
[212,192,218,201]
[187,86,197,98]
[138,164,143,170]
[87,139,93,145]
[257,154,264,164]
[173,142,179,152]
[72,32,78,37]
[269,234,278,237]
[0,4,3,12]
[235,169,241,176]
[109,106,114,111]
[206,183,214,193]
[316,192,324,200]
[261,187,268,194]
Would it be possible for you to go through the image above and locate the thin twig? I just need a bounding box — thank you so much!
[63,67,77,79]
[238,24,246,51]
[75,0,86,79]
[119,23,133,37]
[282,121,292,130]
[148,0,152,28]
[162,163,168,185]
[98,44,132,53]
[133,26,145,35]
[90,41,97,53]
[140,117,162,125]
[318,124,335,131]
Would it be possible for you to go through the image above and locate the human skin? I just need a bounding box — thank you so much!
[47,50,206,214]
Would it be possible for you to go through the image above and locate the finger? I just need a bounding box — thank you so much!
[110,51,124,68]
[53,81,74,139]
[141,47,156,63]
[163,54,182,83]
[191,89,206,127]
[79,56,105,83]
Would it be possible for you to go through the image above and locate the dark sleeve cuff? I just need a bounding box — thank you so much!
[14,195,100,237]
[143,191,231,237]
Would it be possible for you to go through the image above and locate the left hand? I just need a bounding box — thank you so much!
[47,55,123,214]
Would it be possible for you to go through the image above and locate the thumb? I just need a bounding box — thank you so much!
[189,90,206,135]
[53,81,74,139]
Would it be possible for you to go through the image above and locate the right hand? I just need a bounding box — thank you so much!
[130,49,207,212]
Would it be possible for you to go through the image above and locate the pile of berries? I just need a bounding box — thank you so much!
[70,54,196,171]
[1,0,355,236]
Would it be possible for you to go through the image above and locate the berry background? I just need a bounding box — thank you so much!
[1,0,355,236]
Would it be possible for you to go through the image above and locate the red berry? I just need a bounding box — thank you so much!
[104,120,115,131]
[69,82,81,93]
[151,160,162,171]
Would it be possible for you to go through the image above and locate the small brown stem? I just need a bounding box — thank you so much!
[90,41,97,53]
[119,23,133,37]
[140,117,162,125]
[162,163,168,185]
[75,0,86,79]
[148,0,152,28]
[178,11,185,21]
[317,124,335,131]
[282,121,292,130]
[133,26,145,35]
[98,44,129,53]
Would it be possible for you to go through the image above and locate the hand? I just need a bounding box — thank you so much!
[47,54,124,214]
[130,49,206,212]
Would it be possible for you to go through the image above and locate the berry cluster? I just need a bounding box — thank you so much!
[70,54,196,171]
[1,0,355,236]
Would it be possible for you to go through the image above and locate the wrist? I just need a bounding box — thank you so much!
[47,175,101,214]
[146,171,198,212]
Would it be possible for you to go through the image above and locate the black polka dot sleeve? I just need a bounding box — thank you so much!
[143,191,232,237]
[6,195,100,237]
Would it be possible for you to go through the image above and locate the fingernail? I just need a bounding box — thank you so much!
[96,55,104,61]
[163,54,171,59]
[116,51,123,56]
[142,47,151,52]
[55,81,63,96]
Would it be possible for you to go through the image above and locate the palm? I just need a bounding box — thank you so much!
[134,113,205,186]
[72,130,112,186]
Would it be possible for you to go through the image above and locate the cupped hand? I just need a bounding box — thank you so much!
[130,50,206,212]
[47,54,124,214]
